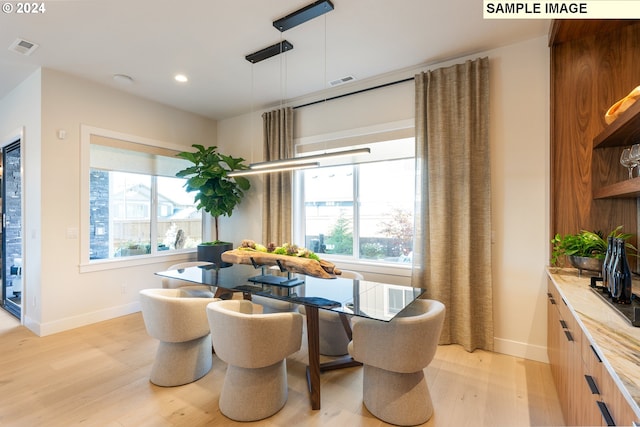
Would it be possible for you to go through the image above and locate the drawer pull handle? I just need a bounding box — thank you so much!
[590,344,603,363]
[560,320,568,329]
[550,298,556,305]
[585,374,600,394]
[597,401,616,426]
[564,330,574,342]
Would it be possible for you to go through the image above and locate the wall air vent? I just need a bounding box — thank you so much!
[9,38,39,56]
[329,75,356,87]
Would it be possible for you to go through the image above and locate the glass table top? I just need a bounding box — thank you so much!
[156,263,426,322]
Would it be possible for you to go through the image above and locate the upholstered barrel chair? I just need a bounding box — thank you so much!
[348,298,445,426]
[298,270,363,356]
[139,288,218,387]
[206,299,303,422]
[161,261,216,298]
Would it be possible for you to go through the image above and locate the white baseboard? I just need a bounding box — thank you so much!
[25,302,141,337]
[493,337,549,363]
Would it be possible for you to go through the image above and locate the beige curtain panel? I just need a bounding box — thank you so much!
[262,107,294,245]
[412,57,493,352]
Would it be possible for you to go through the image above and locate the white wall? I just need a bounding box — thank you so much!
[488,37,550,362]
[217,36,551,362]
[0,68,218,335]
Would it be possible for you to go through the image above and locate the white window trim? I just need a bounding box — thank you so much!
[79,125,198,273]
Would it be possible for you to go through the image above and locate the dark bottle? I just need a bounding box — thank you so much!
[609,237,620,299]
[612,238,633,304]
[602,236,614,293]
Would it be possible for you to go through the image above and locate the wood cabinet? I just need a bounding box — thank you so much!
[548,280,602,426]
[547,278,638,426]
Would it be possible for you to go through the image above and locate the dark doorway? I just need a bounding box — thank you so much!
[2,139,22,318]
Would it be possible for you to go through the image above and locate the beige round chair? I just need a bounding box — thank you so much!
[348,299,445,426]
[161,261,216,298]
[139,288,219,387]
[206,299,303,422]
[298,269,363,356]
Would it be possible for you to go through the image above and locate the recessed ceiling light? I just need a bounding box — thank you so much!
[174,74,188,83]
[112,74,134,85]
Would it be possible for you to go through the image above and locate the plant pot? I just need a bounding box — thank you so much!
[568,255,603,275]
[197,242,233,268]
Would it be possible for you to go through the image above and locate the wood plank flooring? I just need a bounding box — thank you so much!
[0,309,565,426]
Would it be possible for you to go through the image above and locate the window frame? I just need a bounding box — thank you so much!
[79,125,201,273]
[292,120,416,271]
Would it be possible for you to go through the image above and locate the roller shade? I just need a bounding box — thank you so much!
[90,134,189,177]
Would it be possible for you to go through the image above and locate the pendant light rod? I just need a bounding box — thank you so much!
[249,147,371,170]
[227,162,320,177]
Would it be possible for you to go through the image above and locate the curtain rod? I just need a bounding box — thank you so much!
[293,76,415,110]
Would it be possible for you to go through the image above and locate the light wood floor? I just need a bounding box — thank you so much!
[0,309,565,427]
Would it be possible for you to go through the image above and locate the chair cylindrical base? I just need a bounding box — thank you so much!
[362,364,433,426]
[219,360,288,422]
[150,335,212,387]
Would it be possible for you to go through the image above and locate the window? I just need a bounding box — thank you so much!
[84,127,201,263]
[297,138,415,265]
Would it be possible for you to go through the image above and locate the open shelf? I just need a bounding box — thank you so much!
[593,99,640,149]
[592,95,640,199]
[593,176,640,199]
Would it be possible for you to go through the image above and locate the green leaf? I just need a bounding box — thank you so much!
[174,144,251,240]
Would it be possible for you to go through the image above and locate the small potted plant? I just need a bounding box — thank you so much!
[176,144,250,266]
[550,226,637,272]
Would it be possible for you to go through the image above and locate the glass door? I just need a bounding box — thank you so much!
[2,140,22,318]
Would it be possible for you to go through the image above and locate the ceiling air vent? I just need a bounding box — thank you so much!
[9,38,39,56]
[329,75,356,87]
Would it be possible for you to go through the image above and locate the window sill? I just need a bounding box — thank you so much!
[79,249,196,273]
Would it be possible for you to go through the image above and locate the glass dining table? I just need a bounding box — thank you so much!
[155,263,427,410]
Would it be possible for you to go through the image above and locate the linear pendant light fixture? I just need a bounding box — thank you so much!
[249,147,371,170]
[227,162,319,177]
[237,0,344,176]
[273,0,335,32]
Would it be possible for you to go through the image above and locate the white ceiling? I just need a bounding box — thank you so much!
[0,0,550,121]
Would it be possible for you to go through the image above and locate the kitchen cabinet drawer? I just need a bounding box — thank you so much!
[548,275,640,426]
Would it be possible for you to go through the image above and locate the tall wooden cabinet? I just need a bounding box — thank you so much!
[549,19,640,426]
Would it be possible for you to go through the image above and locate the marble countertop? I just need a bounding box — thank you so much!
[547,267,640,417]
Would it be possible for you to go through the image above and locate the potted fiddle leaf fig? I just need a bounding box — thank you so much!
[176,144,250,266]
